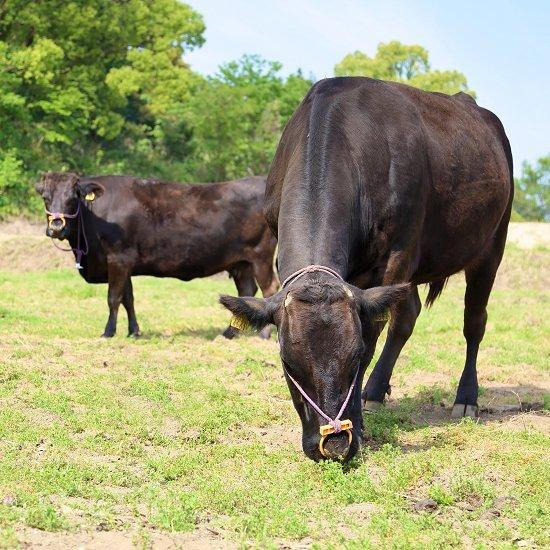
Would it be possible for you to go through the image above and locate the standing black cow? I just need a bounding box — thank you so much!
[37,173,278,338]
[220,77,513,461]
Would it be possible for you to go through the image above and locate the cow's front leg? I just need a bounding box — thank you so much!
[362,286,421,408]
[122,277,141,337]
[102,260,130,338]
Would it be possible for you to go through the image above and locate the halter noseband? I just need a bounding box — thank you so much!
[280,264,357,458]
[45,201,89,270]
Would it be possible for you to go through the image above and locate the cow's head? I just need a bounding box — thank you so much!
[35,172,103,239]
[220,275,408,461]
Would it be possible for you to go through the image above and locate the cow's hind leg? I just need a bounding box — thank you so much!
[223,263,258,339]
[452,238,506,418]
[102,260,131,338]
[122,277,141,337]
[362,287,421,409]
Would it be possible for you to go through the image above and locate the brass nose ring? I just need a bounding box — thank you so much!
[48,214,66,230]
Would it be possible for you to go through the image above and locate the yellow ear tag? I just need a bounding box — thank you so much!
[230,314,251,331]
[85,192,95,201]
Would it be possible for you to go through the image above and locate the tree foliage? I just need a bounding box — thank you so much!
[1,4,542,225]
[184,55,311,181]
[0,0,205,214]
[513,155,550,221]
[334,41,475,96]
[0,1,312,217]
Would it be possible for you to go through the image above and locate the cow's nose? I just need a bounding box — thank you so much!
[320,432,352,461]
[50,218,64,230]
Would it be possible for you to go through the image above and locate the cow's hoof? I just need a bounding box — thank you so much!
[223,326,239,339]
[451,403,478,419]
[128,331,141,338]
[363,400,384,413]
[101,333,115,338]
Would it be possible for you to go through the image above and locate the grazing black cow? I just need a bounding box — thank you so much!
[37,173,278,338]
[220,77,513,461]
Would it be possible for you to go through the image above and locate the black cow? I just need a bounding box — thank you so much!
[220,77,513,461]
[37,173,278,338]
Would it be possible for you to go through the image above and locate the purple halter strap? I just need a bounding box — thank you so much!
[284,367,359,433]
[281,264,344,289]
[45,202,89,269]
[280,264,357,434]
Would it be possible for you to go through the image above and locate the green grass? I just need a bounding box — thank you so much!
[0,242,548,548]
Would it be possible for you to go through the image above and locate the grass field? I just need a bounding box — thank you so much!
[0,223,548,549]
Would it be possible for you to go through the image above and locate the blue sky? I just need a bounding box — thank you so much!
[186,0,549,174]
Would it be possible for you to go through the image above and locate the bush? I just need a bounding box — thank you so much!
[0,151,39,219]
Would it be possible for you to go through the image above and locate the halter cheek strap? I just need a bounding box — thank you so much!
[45,202,89,270]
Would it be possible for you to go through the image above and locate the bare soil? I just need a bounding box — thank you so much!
[18,527,236,550]
[0,221,548,273]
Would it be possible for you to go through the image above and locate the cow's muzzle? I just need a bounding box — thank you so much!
[46,215,66,238]
[319,429,353,460]
[319,419,353,459]
[303,425,360,462]
[48,214,66,231]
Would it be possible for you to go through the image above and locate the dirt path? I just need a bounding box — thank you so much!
[507,222,549,249]
[0,221,548,273]
[18,527,237,550]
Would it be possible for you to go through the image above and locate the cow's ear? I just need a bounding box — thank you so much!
[76,180,105,201]
[359,283,410,322]
[219,292,283,331]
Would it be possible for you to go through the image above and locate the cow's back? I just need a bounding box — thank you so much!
[393,84,513,278]
[266,76,513,285]
[79,175,271,281]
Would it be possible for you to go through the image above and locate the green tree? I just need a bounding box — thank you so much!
[0,0,205,216]
[334,41,474,96]
[513,155,550,221]
[183,55,312,182]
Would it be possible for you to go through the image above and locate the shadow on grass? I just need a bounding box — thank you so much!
[360,384,548,453]
[138,326,224,341]
[138,326,277,342]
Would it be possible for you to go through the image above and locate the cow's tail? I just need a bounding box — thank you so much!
[425,278,448,307]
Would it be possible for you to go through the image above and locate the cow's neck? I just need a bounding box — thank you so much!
[276,179,359,282]
[65,206,92,264]
[65,216,81,253]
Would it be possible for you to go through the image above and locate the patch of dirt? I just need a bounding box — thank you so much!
[494,247,549,290]
[0,228,74,271]
[272,537,313,550]
[17,526,237,549]
[506,222,549,249]
[247,424,301,451]
[383,369,549,434]
[0,219,44,237]
[487,411,550,435]
[1,221,547,274]
[344,502,378,521]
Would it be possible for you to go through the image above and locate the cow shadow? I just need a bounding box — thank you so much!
[138,326,223,341]
[138,327,273,341]
[358,384,548,457]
